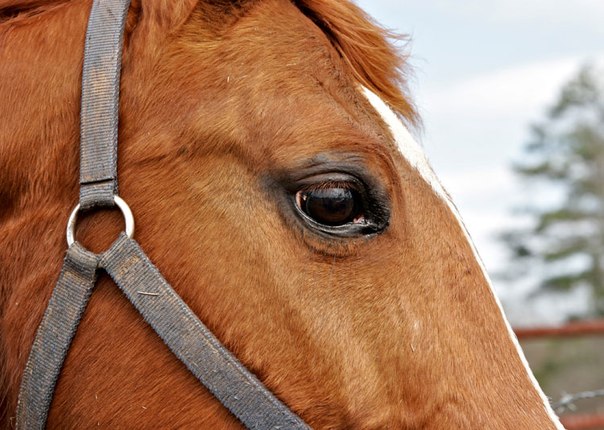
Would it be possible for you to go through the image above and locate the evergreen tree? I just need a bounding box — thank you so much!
[501,65,604,316]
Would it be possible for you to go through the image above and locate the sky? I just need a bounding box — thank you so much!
[355,0,604,324]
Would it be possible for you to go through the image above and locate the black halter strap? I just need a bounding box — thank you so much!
[16,1,308,428]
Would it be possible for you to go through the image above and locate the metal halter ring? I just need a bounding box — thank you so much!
[66,195,135,247]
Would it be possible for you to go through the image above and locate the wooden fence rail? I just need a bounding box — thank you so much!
[514,320,604,339]
[560,413,604,430]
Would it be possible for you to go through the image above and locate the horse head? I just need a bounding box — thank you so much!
[0,0,562,428]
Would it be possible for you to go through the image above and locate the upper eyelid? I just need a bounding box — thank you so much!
[296,180,360,192]
[281,170,368,193]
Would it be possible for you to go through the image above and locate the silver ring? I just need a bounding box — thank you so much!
[66,195,135,247]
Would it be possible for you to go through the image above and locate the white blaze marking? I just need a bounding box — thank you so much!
[362,87,563,428]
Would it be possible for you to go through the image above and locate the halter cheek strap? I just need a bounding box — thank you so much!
[15,1,308,429]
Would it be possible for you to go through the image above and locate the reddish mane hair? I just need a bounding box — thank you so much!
[294,0,417,124]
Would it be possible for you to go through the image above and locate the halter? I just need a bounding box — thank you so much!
[15,1,308,428]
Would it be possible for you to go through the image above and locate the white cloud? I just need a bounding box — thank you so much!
[421,56,604,120]
[440,167,514,200]
[360,0,604,32]
[451,0,604,28]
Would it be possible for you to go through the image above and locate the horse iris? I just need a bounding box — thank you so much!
[298,187,360,226]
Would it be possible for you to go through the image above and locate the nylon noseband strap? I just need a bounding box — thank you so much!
[102,235,307,429]
[16,245,99,429]
[16,1,308,428]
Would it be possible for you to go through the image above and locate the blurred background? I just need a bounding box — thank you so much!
[355,1,604,428]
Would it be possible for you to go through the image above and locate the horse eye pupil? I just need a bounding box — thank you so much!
[301,187,359,226]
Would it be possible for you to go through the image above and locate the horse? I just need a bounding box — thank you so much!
[0,0,564,428]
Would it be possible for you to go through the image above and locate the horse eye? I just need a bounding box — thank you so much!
[296,185,363,226]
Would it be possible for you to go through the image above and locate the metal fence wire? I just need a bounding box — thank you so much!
[515,320,604,430]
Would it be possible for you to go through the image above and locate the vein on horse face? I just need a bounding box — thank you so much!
[361,86,564,430]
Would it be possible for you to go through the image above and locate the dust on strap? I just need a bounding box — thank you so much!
[15,1,308,429]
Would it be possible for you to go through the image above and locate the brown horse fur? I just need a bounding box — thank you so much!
[0,1,560,428]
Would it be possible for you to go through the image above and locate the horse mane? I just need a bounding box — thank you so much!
[294,0,417,126]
